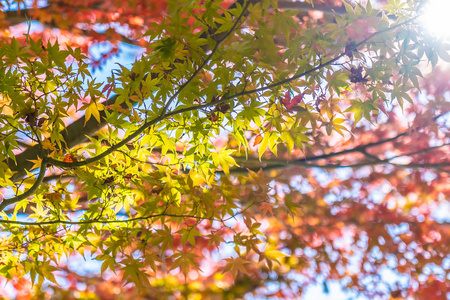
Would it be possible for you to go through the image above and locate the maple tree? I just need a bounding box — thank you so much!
[0,0,449,299]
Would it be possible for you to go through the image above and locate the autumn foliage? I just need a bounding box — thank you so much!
[0,0,449,299]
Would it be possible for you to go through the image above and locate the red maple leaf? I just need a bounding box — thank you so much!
[281,92,303,110]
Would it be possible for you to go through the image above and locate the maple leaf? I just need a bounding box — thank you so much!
[41,139,57,151]
[248,168,272,188]
[253,135,263,146]
[44,192,62,202]
[281,92,303,110]
[121,256,151,288]
[222,257,251,278]
[85,102,104,124]
[208,232,225,248]
[170,250,201,277]
[27,156,43,170]
[63,153,78,163]
[178,228,202,246]
[211,148,239,177]
[260,245,287,270]
[259,202,274,216]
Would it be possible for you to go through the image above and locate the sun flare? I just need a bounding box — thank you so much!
[421,0,450,39]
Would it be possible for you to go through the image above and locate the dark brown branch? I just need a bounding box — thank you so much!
[0,212,219,226]
[302,131,408,162]
[228,111,449,173]
[0,210,448,227]
[387,142,450,160]
[0,156,48,211]
[230,159,450,175]
[8,94,120,182]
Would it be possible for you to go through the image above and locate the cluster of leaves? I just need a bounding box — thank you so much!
[0,0,449,299]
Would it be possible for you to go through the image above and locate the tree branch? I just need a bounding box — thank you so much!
[230,158,450,174]
[228,111,449,173]
[0,212,219,226]
[9,94,120,182]
[0,211,448,227]
[0,156,48,211]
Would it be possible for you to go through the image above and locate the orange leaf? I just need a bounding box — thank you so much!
[63,153,78,163]
[253,135,263,146]
[44,192,61,202]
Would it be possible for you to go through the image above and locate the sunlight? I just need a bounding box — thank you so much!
[421,0,450,39]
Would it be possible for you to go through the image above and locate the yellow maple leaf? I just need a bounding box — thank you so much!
[85,102,104,124]
[41,139,56,151]
[27,156,42,170]
[263,244,287,268]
